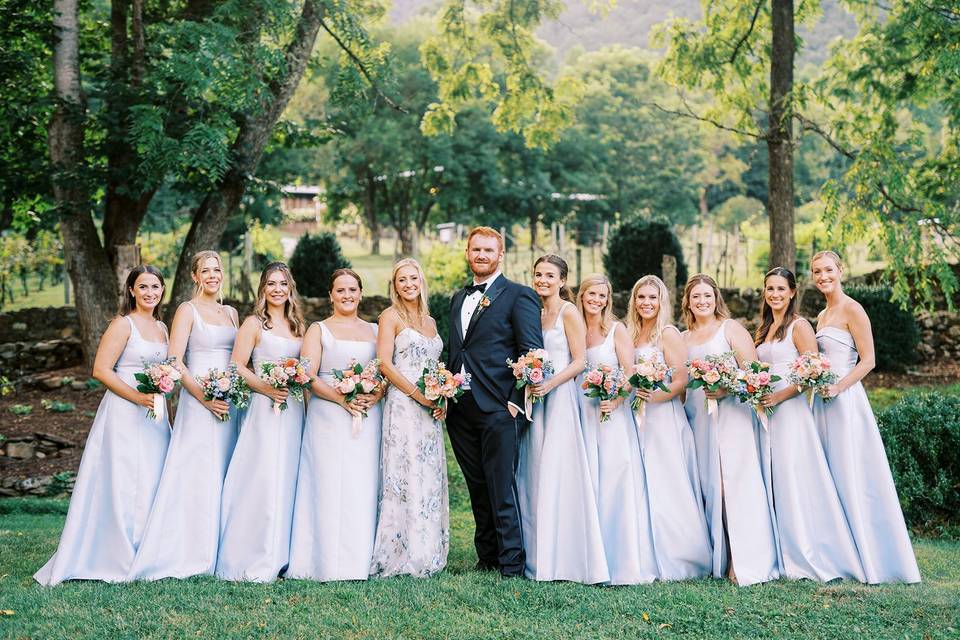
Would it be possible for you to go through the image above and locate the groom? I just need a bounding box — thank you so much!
[446,226,543,578]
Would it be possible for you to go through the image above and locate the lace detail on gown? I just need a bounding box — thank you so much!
[369,328,450,577]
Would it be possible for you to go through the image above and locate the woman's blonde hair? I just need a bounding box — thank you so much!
[190,250,224,301]
[627,275,672,346]
[811,250,844,272]
[680,273,730,329]
[388,258,430,328]
[254,262,306,337]
[576,274,616,337]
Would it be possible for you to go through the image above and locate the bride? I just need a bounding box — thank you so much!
[369,258,450,578]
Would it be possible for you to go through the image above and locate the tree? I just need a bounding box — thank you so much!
[40,0,388,363]
[652,0,813,271]
[809,0,960,308]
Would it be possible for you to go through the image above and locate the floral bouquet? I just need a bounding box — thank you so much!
[732,360,781,430]
[416,360,469,413]
[507,348,555,415]
[259,357,312,414]
[686,351,739,416]
[628,354,673,428]
[196,363,249,422]
[787,351,838,407]
[582,364,630,423]
[332,358,386,436]
[135,357,182,423]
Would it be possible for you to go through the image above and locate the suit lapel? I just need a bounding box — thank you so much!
[463,276,507,344]
[451,288,466,343]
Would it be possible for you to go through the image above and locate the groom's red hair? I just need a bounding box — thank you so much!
[467,226,504,251]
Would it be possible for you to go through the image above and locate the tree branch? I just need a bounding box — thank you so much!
[793,113,854,159]
[648,96,766,140]
[318,17,407,114]
[728,0,764,65]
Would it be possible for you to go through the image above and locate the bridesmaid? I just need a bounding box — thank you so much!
[369,258,449,578]
[517,255,609,584]
[811,251,920,583]
[681,274,780,585]
[754,267,864,582]
[577,274,657,585]
[288,269,385,581]
[35,266,172,585]
[627,275,712,581]
[216,262,306,582]
[129,251,240,581]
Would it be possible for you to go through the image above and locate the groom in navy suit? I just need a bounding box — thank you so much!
[446,227,543,577]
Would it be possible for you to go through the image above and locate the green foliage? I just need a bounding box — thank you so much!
[40,399,76,413]
[846,285,919,372]
[139,225,188,278]
[248,221,286,270]
[9,404,33,416]
[422,243,470,294]
[85,378,103,391]
[815,0,960,310]
[289,232,352,298]
[47,471,77,497]
[878,392,960,529]
[428,291,453,363]
[603,219,688,292]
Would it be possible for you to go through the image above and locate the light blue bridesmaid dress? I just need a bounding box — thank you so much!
[581,322,657,584]
[287,322,382,581]
[683,319,780,585]
[635,331,712,581]
[757,321,864,582]
[814,326,920,583]
[128,302,239,581]
[517,302,609,584]
[35,316,171,585]
[215,327,304,582]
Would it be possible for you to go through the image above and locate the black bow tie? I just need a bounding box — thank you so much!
[465,282,487,295]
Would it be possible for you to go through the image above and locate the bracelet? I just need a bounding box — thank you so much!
[405,387,416,397]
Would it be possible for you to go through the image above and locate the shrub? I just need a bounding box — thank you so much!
[41,399,75,413]
[9,404,32,416]
[846,285,919,371]
[603,218,688,292]
[422,243,471,294]
[877,392,960,529]
[429,291,453,363]
[289,232,352,298]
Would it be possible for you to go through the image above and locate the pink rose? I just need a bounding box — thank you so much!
[158,376,175,393]
[585,369,603,386]
[529,368,545,384]
[360,379,377,393]
[217,377,232,392]
[757,372,772,386]
[703,370,721,385]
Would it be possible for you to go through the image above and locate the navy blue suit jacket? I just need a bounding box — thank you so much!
[448,275,544,414]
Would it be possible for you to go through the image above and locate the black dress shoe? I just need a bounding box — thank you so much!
[475,561,498,572]
[499,567,525,579]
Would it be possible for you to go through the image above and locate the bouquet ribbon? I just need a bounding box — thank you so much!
[755,407,769,431]
[633,399,647,436]
[524,386,534,418]
[351,413,363,438]
[272,400,282,416]
[153,394,164,424]
[706,397,719,416]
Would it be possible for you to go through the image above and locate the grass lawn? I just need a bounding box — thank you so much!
[2,442,959,639]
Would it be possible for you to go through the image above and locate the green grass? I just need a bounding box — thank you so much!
[867,383,960,411]
[0,274,69,311]
[1,440,959,639]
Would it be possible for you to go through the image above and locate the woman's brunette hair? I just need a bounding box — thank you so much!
[534,254,574,303]
[680,274,730,329]
[754,267,799,345]
[119,265,165,320]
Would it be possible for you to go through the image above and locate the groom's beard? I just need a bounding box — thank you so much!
[470,259,500,279]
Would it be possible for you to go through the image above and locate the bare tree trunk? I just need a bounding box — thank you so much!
[51,0,118,365]
[528,209,538,251]
[362,174,380,255]
[768,0,796,271]
[169,0,327,309]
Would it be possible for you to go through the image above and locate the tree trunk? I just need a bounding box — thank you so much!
[768,0,796,271]
[528,209,538,251]
[168,0,327,309]
[50,0,118,365]
[362,175,380,255]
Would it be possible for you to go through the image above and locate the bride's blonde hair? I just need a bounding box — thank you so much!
[388,258,430,328]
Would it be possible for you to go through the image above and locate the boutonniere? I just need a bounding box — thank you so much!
[479,295,491,309]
